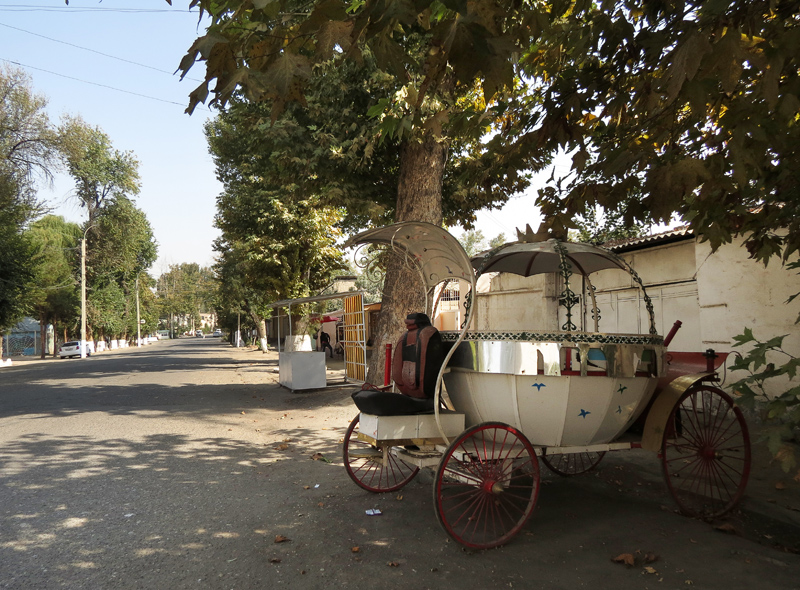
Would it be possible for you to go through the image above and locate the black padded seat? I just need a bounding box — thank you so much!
[351,388,435,416]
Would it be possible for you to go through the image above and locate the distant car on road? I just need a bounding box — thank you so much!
[212,329,223,338]
[195,330,204,338]
[59,341,89,358]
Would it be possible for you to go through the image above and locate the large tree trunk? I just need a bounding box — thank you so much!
[245,303,268,352]
[366,134,446,384]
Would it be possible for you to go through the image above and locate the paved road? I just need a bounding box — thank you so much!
[1,339,799,589]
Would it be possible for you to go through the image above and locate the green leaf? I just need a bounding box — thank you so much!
[732,327,756,347]
[194,32,229,60]
[366,98,389,118]
[262,52,312,98]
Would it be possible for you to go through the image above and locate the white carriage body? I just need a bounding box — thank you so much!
[442,334,664,447]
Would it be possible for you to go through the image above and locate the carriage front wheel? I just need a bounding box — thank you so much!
[342,414,420,493]
[661,385,751,519]
[433,422,540,549]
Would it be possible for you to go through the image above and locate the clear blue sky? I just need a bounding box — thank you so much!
[0,0,547,274]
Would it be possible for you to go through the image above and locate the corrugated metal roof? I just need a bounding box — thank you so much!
[603,226,694,252]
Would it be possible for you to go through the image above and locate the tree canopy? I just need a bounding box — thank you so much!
[156,263,216,333]
[86,196,158,340]
[177,0,800,264]
[0,65,61,332]
[27,215,81,353]
[61,116,141,222]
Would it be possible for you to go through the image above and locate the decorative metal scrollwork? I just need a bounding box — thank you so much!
[553,241,578,331]
[604,250,658,335]
[439,330,664,346]
[461,285,473,329]
[590,284,601,323]
[353,243,386,294]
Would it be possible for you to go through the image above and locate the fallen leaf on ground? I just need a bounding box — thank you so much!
[303,485,310,490]
[276,444,289,451]
[714,523,740,535]
[612,553,635,566]
[643,566,657,574]
[396,494,403,501]
[269,558,281,563]
[644,552,658,563]
[311,453,331,462]
[387,561,399,567]
[241,411,246,415]
[351,547,360,553]
[318,502,324,507]
[274,535,290,543]
[775,481,787,490]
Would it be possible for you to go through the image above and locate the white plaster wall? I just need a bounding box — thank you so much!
[459,235,797,400]
[693,238,800,397]
[473,274,560,331]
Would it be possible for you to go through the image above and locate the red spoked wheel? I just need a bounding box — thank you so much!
[342,414,419,493]
[433,422,540,549]
[541,450,606,476]
[661,385,751,518]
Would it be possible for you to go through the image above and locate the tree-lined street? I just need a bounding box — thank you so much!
[1,340,799,589]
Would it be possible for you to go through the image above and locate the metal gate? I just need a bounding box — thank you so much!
[342,294,367,382]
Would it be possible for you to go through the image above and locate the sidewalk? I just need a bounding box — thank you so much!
[0,341,143,367]
[224,342,352,389]
[226,342,800,550]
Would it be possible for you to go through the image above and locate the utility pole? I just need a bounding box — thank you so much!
[80,226,91,359]
[136,275,141,347]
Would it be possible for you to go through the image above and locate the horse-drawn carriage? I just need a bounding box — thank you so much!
[342,222,750,549]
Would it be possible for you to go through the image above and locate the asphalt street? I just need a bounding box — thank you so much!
[1,338,799,590]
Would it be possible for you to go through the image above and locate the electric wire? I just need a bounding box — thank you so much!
[0,57,212,112]
[0,5,196,13]
[0,21,204,83]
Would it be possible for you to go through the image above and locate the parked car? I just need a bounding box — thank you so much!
[212,329,223,338]
[195,330,204,338]
[59,341,89,358]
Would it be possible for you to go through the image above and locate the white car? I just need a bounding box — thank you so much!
[59,341,89,358]
[212,329,223,338]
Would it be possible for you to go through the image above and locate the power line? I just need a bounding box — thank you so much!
[0,21,204,83]
[0,5,196,13]
[0,57,212,113]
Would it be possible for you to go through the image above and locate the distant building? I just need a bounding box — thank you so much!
[2,318,47,356]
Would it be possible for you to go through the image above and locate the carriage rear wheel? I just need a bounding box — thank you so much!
[541,451,606,476]
[342,414,419,493]
[433,422,540,549]
[661,385,751,519]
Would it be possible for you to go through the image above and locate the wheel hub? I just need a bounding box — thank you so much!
[481,479,505,495]
[700,445,716,460]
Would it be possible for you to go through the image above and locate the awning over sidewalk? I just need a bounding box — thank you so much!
[265,291,366,310]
